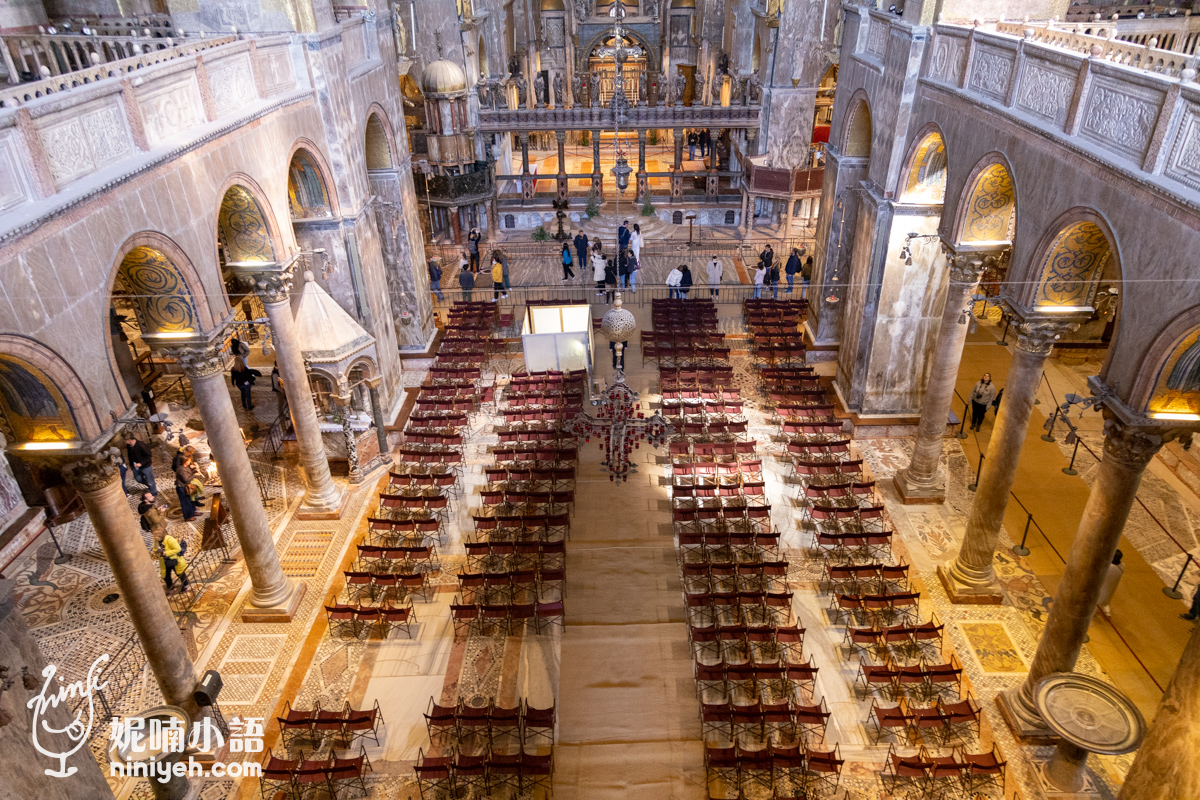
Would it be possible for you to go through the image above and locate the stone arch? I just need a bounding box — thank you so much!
[951,153,1017,245]
[578,25,660,74]
[1130,310,1200,418]
[1025,208,1120,311]
[364,106,396,171]
[0,335,102,444]
[286,139,340,219]
[842,91,872,158]
[216,178,282,265]
[108,232,216,335]
[897,124,948,204]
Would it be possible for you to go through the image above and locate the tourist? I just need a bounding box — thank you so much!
[156,529,190,595]
[802,255,813,299]
[467,227,481,272]
[753,261,767,299]
[573,231,590,272]
[699,129,708,158]
[1180,584,1200,622]
[427,258,444,301]
[627,249,640,293]
[969,373,997,431]
[760,243,774,272]
[229,334,249,370]
[458,264,475,302]
[592,247,607,298]
[126,434,157,494]
[604,252,619,304]
[687,130,698,160]
[618,219,631,254]
[139,492,167,539]
[174,454,201,522]
[459,250,470,275]
[491,257,507,301]
[172,444,195,473]
[630,223,644,263]
[231,363,261,411]
[561,243,575,281]
[618,247,633,291]
[679,264,693,298]
[495,249,511,291]
[785,248,802,294]
[706,255,723,298]
[768,259,781,299]
[1096,549,1125,618]
[666,264,684,299]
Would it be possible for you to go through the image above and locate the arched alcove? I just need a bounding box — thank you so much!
[843,96,872,158]
[1031,216,1116,310]
[898,130,947,204]
[365,113,394,171]
[956,158,1016,245]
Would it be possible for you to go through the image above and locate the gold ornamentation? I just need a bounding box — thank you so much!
[961,163,1014,243]
[118,246,199,334]
[1034,221,1111,308]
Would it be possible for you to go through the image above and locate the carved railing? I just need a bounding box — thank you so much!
[48,14,175,37]
[476,102,764,132]
[994,20,1190,75]
[0,32,192,84]
[0,34,236,107]
[415,167,494,202]
[1065,1,1192,22]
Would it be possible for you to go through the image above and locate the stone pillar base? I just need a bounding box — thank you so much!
[996,687,1057,741]
[351,455,391,486]
[893,468,946,504]
[241,580,306,623]
[936,564,1004,604]
[296,484,349,521]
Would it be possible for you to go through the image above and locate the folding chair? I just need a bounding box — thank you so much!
[522,701,556,747]
[963,744,1007,797]
[276,700,316,749]
[803,744,843,797]
[414,748,453,800]
[260,752,299,800]
[423,698,458,744]
[880,743,932,798]
[293,757,334,799]
[856,657,899,699]
[943,693,982,744]
[328,745,371,798]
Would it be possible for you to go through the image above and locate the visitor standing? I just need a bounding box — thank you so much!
[618,248,632,291]
[753,261,767,299]
[593,248,608,298]
[174,454,201,522]
[139,492,167,539]
[231,364,260,411]
[561,243,575,281]
[618,219,631,254]
[760,244,774,272]
[495,249,511,291]
[630,223,644,263]
[627,249,640,293]
[699,129,708,158]
[969,373,997,431]
[666,264,684,299]
[491,257,507,301]
[1096,550,1125,617]
[126,434,157,494]
[687,131,698,160]
[679,264,693,298]
[459,250,470,276]
[458,264,475,302]
[574,231,590,273]
[706,255,723,298]
[427,258,444,301]
[467,227,481,272]
[785,248,801,294]
[768,259,781,299]
[156,529,190,594]
[604,253,619,304]
[802,255,813,299]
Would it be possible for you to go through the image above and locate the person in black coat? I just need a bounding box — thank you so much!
[603,256,619,304]
[125,434,157,494]
[574,232,590,272]
[231,365,262,410]
[679,264,693,298]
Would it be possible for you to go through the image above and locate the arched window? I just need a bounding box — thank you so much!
[673,211,683,224]
[505,214,515,229]
[724,210,735,225]
[288,150,333,218]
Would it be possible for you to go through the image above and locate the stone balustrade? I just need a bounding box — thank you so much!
[918,20,1200,201]
[0,35,237,108]
[477,102,763,132]
[993,20,1189,75]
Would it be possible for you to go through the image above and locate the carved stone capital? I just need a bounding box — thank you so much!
[1101,415,1165,469]
[165,343,227,379]
[60,448,124,493]
[228,261,296,304]
[1013,320,1077,356]
[555,129,567,144]
[946,254,985,285]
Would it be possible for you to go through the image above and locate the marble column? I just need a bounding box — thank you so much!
[247,270,346,517]
[636,128,647,204]
[340,404,362,485]
[368,380,390,457]
[169,343,302,619]
[939,318,1075,601]
[1118,622,1200,800]
[556,130,568,201]
[895,254,986,503]
[520,133,532,202]
[1001,417,1166,735]
[591,130,602,197]
[60,450,196,708]
[448,206,463,243]
[673,127,684,170]
[706,127,719,198]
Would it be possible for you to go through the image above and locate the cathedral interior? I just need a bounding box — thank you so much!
[1,0,1200,798]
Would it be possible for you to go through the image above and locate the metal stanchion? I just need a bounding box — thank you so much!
[997,316,1010,346]
[956,399,969,440]
[968,453,984,492]
[1013,512,1033,556]
[1062,438,1081,475]
[1041,408,1059,442]
[1164,554,1194,600]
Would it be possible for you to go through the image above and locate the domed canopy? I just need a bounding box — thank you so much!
[422,59,468,95]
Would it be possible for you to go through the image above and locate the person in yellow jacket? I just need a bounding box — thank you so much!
[490,258,507,302]
[156,531,190,594]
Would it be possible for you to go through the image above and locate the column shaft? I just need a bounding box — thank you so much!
[638,130,647,171]
[1118,625,1200,800]
[896,260,984,501]
[557,131,566,171]
[674,128,683,170]
[946,325,1059,592]
[65,454,196,708]
[262,297,343,513]
[189,369,292,608]
[368,385,390,456]
[1004,420,1163,731]
[592,130,601,169]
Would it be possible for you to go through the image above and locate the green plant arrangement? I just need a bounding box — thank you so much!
[585,195,600,218]
[648,129,659,146]
[580,130,590,146]
[531,225,549,241]
[640,198,656,217]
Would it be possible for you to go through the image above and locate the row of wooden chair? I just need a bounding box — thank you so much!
[702,698,830,748]
[325,599,417,639]
[261,746,371,800]
[879,742,1005,797]
[706,743,842,800]
[857,655,964,702]
[449,597,563,636]
[276,701,384,748]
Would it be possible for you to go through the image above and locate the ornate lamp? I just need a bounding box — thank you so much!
[611,154,633,195]
[567,293,671,482]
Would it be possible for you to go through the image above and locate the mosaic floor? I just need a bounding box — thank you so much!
[14,299,1200,799]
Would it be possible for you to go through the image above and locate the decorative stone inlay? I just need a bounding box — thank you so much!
[60,448,124,493]
[1012,320,1077,355]
[1081,79,1162,159]
[137,74,206,148]
[0,132,30,212]
[929,35,967,85]
[207,54,258,116]
[1017,61,1075,126]
[1166,102,1200,191]
[969,47,1015,101]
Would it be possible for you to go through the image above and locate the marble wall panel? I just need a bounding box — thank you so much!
[0,131,31,213]
[1079,75,1164,161]
[137,72,207,148]
[927,32,967,86]
[1014,56,1076,129]
[257,45,298,96]
[35,96,134,188]
[206,52,260,117]
[1165,100,1200,192]
[967,44,1015,104]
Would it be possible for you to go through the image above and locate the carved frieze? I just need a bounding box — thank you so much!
[137,74,206,147]
[969,46,1015,102]
[257,46,296,96]
[928,35,967,85]
[0,133,29,212]
[1165,102,1200,191]
[38,118,92,186]
[1016,60,1075,127]
[1080,78,1162,159]
[207,54,258,116]
[866,20,888,59]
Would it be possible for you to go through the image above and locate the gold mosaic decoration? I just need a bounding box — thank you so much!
[217,186,275,263]
[288,150,333,218]
[1149,327,1200,416]
[901,133,947,204]
[960,163,1015,243]
[1034,220,1111,308]
[0,356,80,443]
[960,620,1028,675]
[118,246,199,334]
